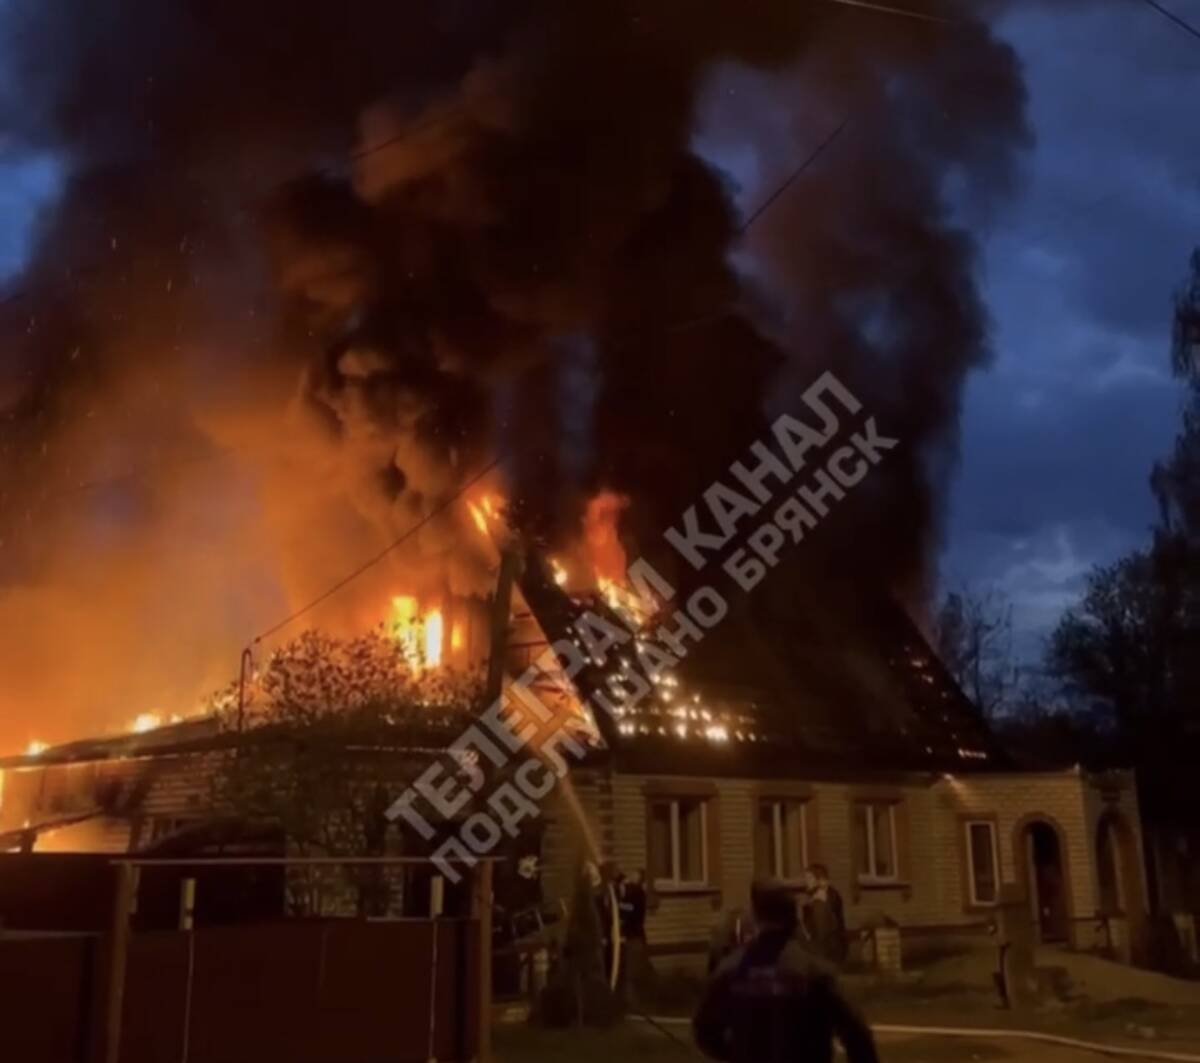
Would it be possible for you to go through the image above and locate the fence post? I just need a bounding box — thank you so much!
[91,863,137,1063]
[179,878,196,931]
[472,861,494,1063]
[179,878,197,1063]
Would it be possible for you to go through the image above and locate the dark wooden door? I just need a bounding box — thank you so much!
[1027,824,1068,942]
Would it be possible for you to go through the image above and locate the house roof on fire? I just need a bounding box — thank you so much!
[3,546,1004,782]
[518,550,1007,778]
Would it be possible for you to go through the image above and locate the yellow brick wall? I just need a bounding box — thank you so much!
[933,768,1143,941]
[10,749,1146,958]
[588,767,1131,953]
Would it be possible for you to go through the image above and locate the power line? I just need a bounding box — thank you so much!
[740,117,850,235]
[233,97,845,656]
[350,102,466,162]
[618,116,851,344]
[249,458,500,646]
[1138,0,1200,43]
[821,0,951,23]
[349,0,943,163]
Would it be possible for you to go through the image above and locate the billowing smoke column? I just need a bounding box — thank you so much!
[0,0,1026,745]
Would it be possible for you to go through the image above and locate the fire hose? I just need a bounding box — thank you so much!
[629,1014,1200,1062]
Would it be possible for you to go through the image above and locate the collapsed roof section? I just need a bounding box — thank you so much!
[515,546,1008,777]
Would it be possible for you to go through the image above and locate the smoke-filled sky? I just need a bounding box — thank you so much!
[701,0,1200,660]
[0,0,1194,745]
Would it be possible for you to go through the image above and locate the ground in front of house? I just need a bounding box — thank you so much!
[495,1022,1156,1063]
[852,941,1200,1054]
[497,942,1200,1062]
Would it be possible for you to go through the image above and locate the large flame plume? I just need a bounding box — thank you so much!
[0,1,1027,747]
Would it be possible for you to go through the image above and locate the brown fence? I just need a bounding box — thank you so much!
[0,933,97,1061]
[0,921,479,1063]
[0,852,115,931]
[120,920,480,1063]
[0,857,492,1063]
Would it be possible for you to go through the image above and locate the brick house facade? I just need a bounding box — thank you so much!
[533,763,1148,967]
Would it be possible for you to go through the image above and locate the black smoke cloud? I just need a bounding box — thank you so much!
[0,0,1027,743]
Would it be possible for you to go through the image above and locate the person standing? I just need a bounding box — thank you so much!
[614,868,653,1005]
[802,864,848,965]
[694,881,877,1063]
[615,868,647,942]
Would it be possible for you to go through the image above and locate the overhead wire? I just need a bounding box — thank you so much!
[821,0,952,24]
[1137,0,1200,43]
[247,458,501,647]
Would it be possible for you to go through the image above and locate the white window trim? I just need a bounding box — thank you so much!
[858,803,899,884]
[965,819,1000,907]
[764,799,809,882]
[653,798,709,889]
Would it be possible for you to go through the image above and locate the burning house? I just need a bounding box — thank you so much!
[0,492,1153,969]
[0,0,1185,988]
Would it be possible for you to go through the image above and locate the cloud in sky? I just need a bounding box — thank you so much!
[0,152,61,280]
[942,0,1200,658]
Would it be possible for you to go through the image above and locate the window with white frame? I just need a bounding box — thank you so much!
[854,802,899,882]
[648,796,708,887]
[755,799,808,881]
[965,820,999,905]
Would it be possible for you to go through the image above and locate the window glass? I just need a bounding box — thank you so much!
[679,798,705,882]
[854,803,871,874]
[968,821,997,904]
[649,800,673,881]
[780,801,806,880]
[872,804,895,878]
[755,800,776,876]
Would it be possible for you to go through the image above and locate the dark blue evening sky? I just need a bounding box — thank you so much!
[944,1,1200,658]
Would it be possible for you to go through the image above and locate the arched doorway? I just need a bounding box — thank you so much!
[1016,819,1070,943]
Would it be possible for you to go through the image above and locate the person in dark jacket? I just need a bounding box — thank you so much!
[614,868,654,1004]
[802,863,848,965]
[615,868,648,942]
[693,881,878,1063]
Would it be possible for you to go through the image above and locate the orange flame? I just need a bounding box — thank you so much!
[597,576,653,626]
[467,501,488,536]
[584,491,630,584]
[390,595,444,674]
[424,609,444,670]
[467,492,508,544]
